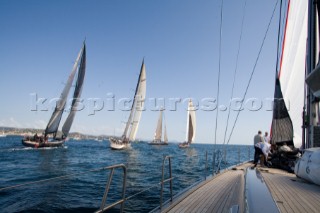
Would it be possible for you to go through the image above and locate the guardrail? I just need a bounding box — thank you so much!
[95,164,127,213]
[160,155,173,210]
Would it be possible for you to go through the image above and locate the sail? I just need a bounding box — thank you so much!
[276,0,308,148]
[186,100,196,143]
[164,123,168,143]
[122,60,146,141]
[45,45,83,136]
[62,43,86,137]
[164,113,168,143]
[271,78,294,146]
[154,110,163,141]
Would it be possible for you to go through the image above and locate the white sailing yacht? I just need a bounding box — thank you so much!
[109,60,146,150]
[22,42,86,148]
[0,128,6,137]
[179,99,196,148]
[149,109,168,145]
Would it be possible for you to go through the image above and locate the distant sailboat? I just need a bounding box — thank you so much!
[149,109,168,145]
[0,128,6,137]
[179,99,196,148]
[22,42,86,148]
[109,60,146,150]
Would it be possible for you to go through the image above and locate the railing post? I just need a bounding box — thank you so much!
[238,147,241,164]
[96,164,127,213]
[100,168,115,210]
[160,155,172,210]
[169,157,173,202]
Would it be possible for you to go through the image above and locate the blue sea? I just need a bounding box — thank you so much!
[0,136,253,212]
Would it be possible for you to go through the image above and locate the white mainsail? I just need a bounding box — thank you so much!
[278,0,308,148]
[186,99,196,143]
[154,110,163,141]
[123,60,146,141]
[45,43,86,138]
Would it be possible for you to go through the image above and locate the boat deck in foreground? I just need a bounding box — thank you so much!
[259,167,320,213]
[161,163,250,213]
[159,163,320,213]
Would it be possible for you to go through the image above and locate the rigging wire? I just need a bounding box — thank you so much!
[213,0,224,149]
[225,0,280,146]
[276,0,282,76]
[222,0,247,146]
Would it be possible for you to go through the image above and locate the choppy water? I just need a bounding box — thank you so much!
[0,136,253,212]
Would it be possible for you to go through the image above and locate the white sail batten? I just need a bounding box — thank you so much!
[279,0,308,148]
[45,45,84,136]
[62,44,86,137]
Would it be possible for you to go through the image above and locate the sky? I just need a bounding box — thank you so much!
[0,0,281,145]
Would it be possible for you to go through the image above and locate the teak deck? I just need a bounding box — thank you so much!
[161,163,250,213]
[260,167,320,213]
[159,163,320,213]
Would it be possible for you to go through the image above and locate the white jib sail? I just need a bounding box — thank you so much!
[164,113,168,143]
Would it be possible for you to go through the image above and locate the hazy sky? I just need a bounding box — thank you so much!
[0,0,281,145]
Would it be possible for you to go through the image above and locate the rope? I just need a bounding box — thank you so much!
[225,0,280,146]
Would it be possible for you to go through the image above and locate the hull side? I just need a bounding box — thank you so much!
[178,142,190,148]
[149,141,168,145]
[109,137,131,150]
[22,139,64,148]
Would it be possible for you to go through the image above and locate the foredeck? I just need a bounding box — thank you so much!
[259,167,320,213]
[161,163,251,213]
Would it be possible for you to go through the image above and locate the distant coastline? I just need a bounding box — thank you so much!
[0,126,110,141]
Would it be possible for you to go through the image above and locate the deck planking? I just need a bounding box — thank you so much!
[259,167,320,213]
[159,162,320,213]
[161,163,250,213]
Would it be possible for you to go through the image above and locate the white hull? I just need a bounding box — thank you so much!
[295,148,320,185]
[178,142,190,148]
[109,137,131,150]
